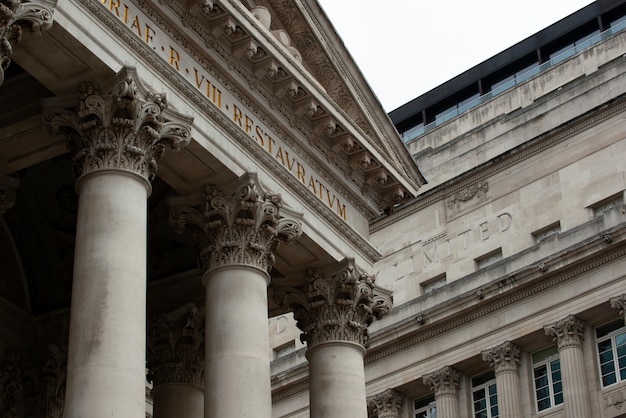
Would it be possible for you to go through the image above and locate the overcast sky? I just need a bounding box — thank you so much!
[317,0,595,112]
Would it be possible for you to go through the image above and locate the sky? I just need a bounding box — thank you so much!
[317,0,595,112]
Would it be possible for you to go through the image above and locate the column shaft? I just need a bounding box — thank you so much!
[560,345,592,417]
[64,171,149,418]
[437,394,460,418]
[204,266,271,418]
[308,342,367,418]
[495,371,522,418]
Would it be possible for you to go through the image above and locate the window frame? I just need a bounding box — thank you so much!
[413,394,436,418]
[471,371,498,418]
[595,320,626,388]
[531,347,563,412]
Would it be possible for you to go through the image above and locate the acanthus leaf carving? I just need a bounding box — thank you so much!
[168,173,303,274]
[274,258,392,348]
[42,67,193,182]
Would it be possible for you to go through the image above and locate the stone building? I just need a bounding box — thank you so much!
[0,1,625,418]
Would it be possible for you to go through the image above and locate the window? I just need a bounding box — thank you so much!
[414,395,436,418]
[532,346,563,411]
[472,371,498,418]
[596,320,626,387]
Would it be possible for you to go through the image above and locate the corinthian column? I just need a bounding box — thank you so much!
[482,341,522,418]
[423,366,460,418]
[0,0,56,85]
[148,303,204,418]
[168,174,303,418]
[367,389,405,418]
[275,260,393,418]
[544,315,591,418]
[43,67,192,418]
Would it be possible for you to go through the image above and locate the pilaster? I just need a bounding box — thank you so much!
[367,389,405,418]
[423,366,460,418]
[0,0,56,85]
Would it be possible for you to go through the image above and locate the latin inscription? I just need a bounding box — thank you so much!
[100,0,349,221]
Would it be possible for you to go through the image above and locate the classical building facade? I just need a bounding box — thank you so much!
[1,1,626,418]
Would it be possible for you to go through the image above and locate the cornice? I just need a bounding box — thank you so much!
[370,92,626,232]
[365,224,626,363]
[77,0,383,262]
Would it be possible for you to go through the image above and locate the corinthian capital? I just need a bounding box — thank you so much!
[274,259,393,348]
[423,366,460,399]
[367,389,405,418]
[0,0,56,85]
[482,341,521,375]
[42,67,193,182]
[168,173,303,274]
[610,294,626,325]
[544,315,585,350]
[148,303,205,388]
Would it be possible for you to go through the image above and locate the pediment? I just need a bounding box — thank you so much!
[173,0,425,215]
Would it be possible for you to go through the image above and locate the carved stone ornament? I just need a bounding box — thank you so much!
[168,173,303,275]
[42,67,193,182]
[367,388,405,418]
[482,341,521,375]
[148,303,205,388]
[446,181,489,211]
[610,294,626,325]
[0,0,56,85]
[0,174,18,214]
[274,258,393,349]
[423,366,461,398]
[544,315,585,350]
[0,351,35,418]
[41,344,66,418]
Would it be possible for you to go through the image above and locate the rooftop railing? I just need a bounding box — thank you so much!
[402,19,626,144]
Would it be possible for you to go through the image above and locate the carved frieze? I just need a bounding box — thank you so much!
[0,0,56,85]
[148,303,205,388]
[168,173,303,274]
[423,366,460,398]
[544,315,585,350]
[274,259,392,348]
[446,181,489,213]
[367,388,405,418]
[42,67,193,182]
[482,341,521,375]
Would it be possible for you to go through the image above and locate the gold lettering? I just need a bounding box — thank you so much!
[193,68,205,88]
[275,147,285,165]
[267,137,275,154]
[244,115,253,134]
[284,151,296,172]
[308,176,317,194]
[337,202,347,221]
[145,24,155,44]
[316,180,325,200]
[326,188,336,208]
[169,46,180,71]
[108,0,121,16]
[233,105,243,127]
[255,126,265,146]
[130,15,142,38]
[123,4,129,23]
[296,163,306,184]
